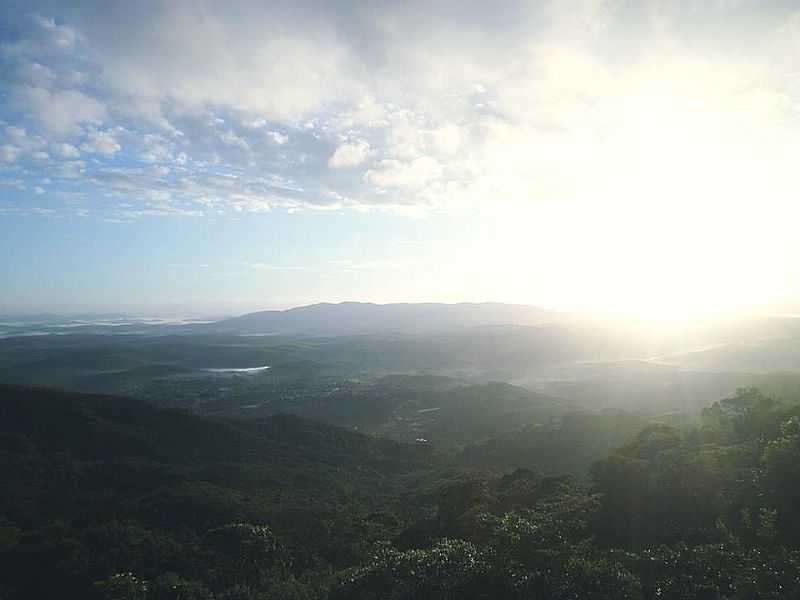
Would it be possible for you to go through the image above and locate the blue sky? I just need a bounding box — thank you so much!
[1,209,502,315]
[1,1,799,317]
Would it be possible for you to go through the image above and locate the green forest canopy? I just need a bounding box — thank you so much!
[1,385,800,599]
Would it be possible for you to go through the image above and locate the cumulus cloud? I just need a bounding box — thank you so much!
[13,87,106,137]
[34,15,78,49]
[53,143,80,158]
[2,125,47,156]
[0,146,20,163]
[366,157,442,190]
[328,140,369,168]
[0,0,798,219]
[5,126,28,147]
[80,128,122,155]
[139,134,174,163]
[267,131,288,145]
[57,160,86,179]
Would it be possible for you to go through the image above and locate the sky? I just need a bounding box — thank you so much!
[1,1,800,318]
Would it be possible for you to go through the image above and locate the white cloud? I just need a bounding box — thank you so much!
[53,143,80,158]
[366,157,442,190]
[267,131,288,145]
[0,0,797,221]
[0,177,26,190]
[230,195,272,213]
[429,124,463,156]
[328,140,369,168]
[5,126,28,147]
[140,134,173,162]
[80,128,121,155]
[34,186,45,194]
[58,161,86,179]
[0,145,20,163]
[2,126,47,155]
[244,262,306,271]
[145,189,171,202]
[13,86,106,137]
[220,130,250,151]
[35,15,79,50]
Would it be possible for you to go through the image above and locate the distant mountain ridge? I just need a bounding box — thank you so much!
[207,301,555,336]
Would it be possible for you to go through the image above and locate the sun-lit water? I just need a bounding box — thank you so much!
[202,366,272,374]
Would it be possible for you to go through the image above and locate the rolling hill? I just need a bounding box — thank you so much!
[206,301,555,336]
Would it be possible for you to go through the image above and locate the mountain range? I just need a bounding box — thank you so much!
[206,301,556,336]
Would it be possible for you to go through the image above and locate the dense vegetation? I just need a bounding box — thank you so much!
[460,409,649,474]
[0,385,445,599]
[2,384,800,599]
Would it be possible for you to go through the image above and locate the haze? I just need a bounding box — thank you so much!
[6,4,800,597]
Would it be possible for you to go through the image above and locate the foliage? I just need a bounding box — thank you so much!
[3,384,800,599]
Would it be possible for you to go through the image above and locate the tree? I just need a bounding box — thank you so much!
[94,573,148,600]
[203,523,284,591]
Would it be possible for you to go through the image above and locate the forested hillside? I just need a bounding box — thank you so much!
[0,385,445,599]
[2,385,800,599]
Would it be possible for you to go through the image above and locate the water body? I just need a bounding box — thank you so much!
[203,365,272,374]
[238,333,280,337]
